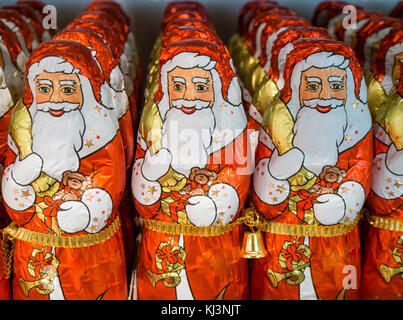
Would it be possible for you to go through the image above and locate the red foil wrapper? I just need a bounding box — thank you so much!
[362,30,403,300]
[2,40,128,300]
[132,22,251,298]
[251,38,372,299]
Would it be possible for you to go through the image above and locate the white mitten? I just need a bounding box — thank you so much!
[132,158,162,206]
[313,193,345,225]
[185,195,216,226]
[253,157,290,205]
[81,188,113,234]
[268,147,304,180]
[142,148,172,181]
[385,144,403,176]
[57,200,90,233]
[1,164,36,211]
[12,153,43,186]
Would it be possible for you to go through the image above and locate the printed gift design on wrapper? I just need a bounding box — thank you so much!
[1,40,128,300]
[132,1,252,300]
[250,38,372,300]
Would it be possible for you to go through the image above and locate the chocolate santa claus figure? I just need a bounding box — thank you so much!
[1,40,127,300]
[362,30,403,300]
[251,38,372,300]
[132,19,251,299]
[0,21,28,300]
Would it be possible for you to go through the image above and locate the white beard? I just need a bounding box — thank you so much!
[162,106,215,177]
[31,109,85,181]
[0,86,13,117]
[293,105,347,175]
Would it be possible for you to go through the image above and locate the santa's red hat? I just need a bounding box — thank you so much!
[0,20,24,70]
[2,4,44,40]
[371,28,403,95]
[66,19,122,60]
[334,10,382,43]
[268,26,331,82]
[237,0,278,35]
[256,16,310,67]
[54,29,117,82]
[163,1,210,21]
[84,5,130,39]
[163,18,215,35]
[0,9,36,53]
[162,28,221,49]
[245,9,296,50]
[354,17,403,66]
[279,38,364,105]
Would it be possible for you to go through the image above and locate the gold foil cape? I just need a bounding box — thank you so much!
[383,89,403,151]
[228,33,294,156]
[228,34,279,114]
[8,99,57,193]
[365,71,388,119]
[139,35,163,155]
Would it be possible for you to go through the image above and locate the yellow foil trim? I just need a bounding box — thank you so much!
[143,218,242,237]
[367,215,403,232]
[260,216,359,237]
[2,217,121,248]
[383,89,403,151]
[9,99,32,160]
[365,71,387,120]
[261,94,295,155]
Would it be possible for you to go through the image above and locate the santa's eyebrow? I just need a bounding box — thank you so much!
[192,77,209,84]
[172,76,185,84]
[328,76,344,82]
[59,80,76,86]
[37,79,52,86]
[305,76,321,83]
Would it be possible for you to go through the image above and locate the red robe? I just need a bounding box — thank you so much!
[134,131,251,300]
[251,130,373,300]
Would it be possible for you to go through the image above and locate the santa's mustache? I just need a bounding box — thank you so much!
[36,101,80,112]
[171,98,211,110]
[302,98,344,109]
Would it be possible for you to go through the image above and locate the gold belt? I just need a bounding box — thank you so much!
[142,209,360,238]
[142,218,243,237]
[2,216,121,248]
[367,214,403,232]
[260,216,360,237]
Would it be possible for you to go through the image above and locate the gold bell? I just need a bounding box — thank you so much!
[241,229,268,259]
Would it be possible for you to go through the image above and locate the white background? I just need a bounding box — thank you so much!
[1,0,400,71]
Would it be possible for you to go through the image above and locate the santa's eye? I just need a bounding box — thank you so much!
[306,83,319,91]
[173,83,184,91]
[38,86,50,94]
[195,84,208,91]
[330,83,343,90]
[62,86,75,94]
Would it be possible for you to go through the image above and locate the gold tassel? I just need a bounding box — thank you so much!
[1,226,15,279]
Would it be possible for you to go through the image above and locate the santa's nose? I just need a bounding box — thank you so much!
[319,86,332,100]
[50,90,63,103]
[183,87,196,101]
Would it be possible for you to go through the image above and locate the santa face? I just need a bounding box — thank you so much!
[167,66,214,114]
[31,71,85,181]
[299,66,347,113]
[35,72,83,117]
